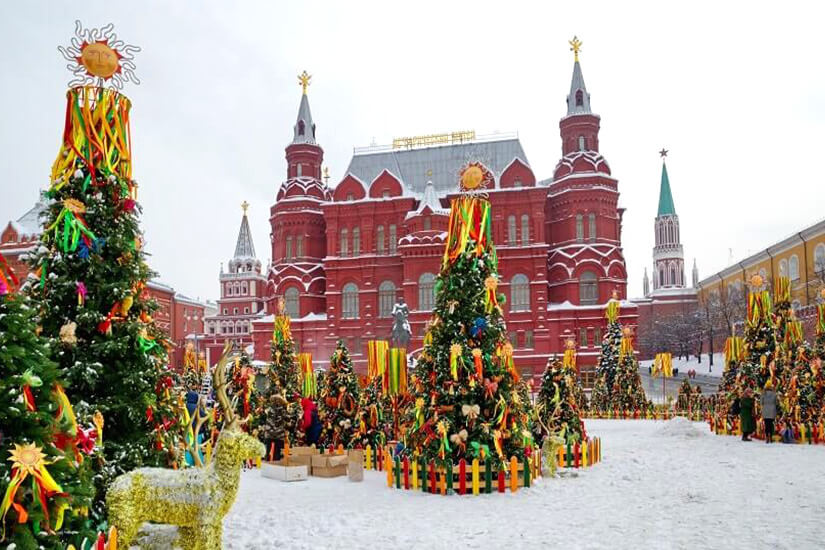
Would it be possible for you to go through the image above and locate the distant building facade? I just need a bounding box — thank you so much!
[233,47,638,385]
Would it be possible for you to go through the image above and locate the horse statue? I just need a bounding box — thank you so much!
[108,342,265,549]
[391,296,411,348]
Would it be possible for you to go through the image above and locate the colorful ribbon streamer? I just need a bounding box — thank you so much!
[384,348,408,397]
[298,353,315,398]
[367,340,389,381]
[50,86,134,195]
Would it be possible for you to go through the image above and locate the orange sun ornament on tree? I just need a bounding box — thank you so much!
[58,20,140,90]
[459,162,494,192]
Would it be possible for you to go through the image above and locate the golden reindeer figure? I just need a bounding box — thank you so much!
[108,342,265,549]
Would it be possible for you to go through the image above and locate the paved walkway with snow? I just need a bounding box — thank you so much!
[223,419,825,549]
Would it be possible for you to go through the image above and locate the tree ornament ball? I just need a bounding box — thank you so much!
[461,165,484,190]
[750,274,764,288]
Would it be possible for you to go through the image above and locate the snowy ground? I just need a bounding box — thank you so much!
[640,353,724,378]
[221,419,825,550]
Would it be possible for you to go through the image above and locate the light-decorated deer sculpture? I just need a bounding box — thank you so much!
[108,342,265,549]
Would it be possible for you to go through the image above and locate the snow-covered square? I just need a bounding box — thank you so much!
[223,419,825,549]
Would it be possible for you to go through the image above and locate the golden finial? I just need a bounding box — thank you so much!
[569,36,582,62]
[426,169,433,179]
[298,70,311,95]
[323,166,330,184]
[241,200,249,215]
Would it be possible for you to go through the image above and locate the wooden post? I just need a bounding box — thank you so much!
[472,458,480,495]
[365,445,371,470]
[411,456,418,490]
[429,460,436,494]
[582,440,588,467]
[420,458,427,493]
[566,442,573,468]
[403,457,410,490]
[497,467,505,493]
[574,442,580,468]
[394,457,401,488]
[522,456,530,488]
[509,456,518,493]
[557,445,564,468]
[440,465,446,495]
[458,459,467,495]
[484,457,492,494]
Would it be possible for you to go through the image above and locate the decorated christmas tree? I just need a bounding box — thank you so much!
[590,296,623,412]
[0,256,95,548]
[26,25,184,516]
[719,336,745,402]
[535,342,587,444]
[405,163,533,468]
[258,311,302,457]
[816,295,825,360]
[228,350,257,425]
[739,274,777,391]
[356,376,389,448]
[318,341,361,447]
[610,328,648,411]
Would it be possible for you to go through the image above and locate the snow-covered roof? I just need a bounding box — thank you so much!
[405,180,448,220]
[345,134,528,195]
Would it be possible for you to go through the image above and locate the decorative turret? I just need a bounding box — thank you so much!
[643,268,650,297]
[280,70,327,188]
[651,150,686,293]
[230,201,261,274]
[692,259,699,288]
[559,36,601,157]
[269,71,329,316]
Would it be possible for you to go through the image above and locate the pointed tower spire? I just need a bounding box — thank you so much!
[657,150,676,216]
[643,267,650,297]
[692,258,699,288]
[292,70,316,145]
[566,36,592,116]
[234,201,256,259]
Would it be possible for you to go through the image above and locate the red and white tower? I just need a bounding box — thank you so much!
[546,37,628,307]
[267,71,331,319]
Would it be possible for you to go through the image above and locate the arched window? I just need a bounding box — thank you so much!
[376,225,385,254]
[418,273,436,311]
[296,235,304,258]
[389,225,397,254]
[575,89,584,107]
[234,282,241,295]
[507,215,516,244]
[521,215,530,245]
[510,274,530,312]
[575,214,584,242]
[235,321,243,334]
[296,164,303,177]
[670,266,676,285]
[378,281,396,318]
[779,259,788,277]
[789,255,800,280]
[659,268,665,287]
[352,227,361,256]
[815,244,825,277]
[340,229,349,257]
[342,283,359,319]
[285,287,299,318]
[578,136,586,151]
[579,271,598,305]
[226,283,232,296]
[241,281,248,295]
[298,120,305,136]
[588,213,596,242]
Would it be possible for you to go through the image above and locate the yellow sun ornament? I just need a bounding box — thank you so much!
[1,444,63,535]
[461,165,483,190]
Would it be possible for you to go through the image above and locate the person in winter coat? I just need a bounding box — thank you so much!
[760,381,778,443]
[739,387,755,441]
[301,397,322,446]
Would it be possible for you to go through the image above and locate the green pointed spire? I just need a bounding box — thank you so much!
[657,161,676,216]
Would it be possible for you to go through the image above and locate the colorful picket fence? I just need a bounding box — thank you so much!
[370,437,602,495]
[583,409,711,422]
[708,414,825,444]
[66,526,118,550]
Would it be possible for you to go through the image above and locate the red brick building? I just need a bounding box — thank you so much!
[239,51,637,384]
[1,199,209,368]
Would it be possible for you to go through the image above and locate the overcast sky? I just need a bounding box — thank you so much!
[1,1,823,302]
